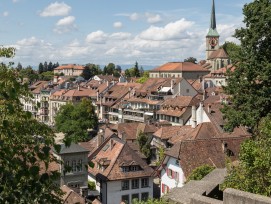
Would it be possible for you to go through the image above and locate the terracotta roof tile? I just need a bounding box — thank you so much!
[150,62,210,72]
[61,185,85,204]
[88,138,153,181]
[165,136,250,177]
[208,48,229,60]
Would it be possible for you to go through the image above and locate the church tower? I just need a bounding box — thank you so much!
[206,0,220,60]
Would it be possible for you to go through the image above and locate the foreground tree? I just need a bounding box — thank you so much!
[220,41,241,62]
[222,0,271,132]
[222,115,271,196]
[0,47,62,203]
[55,98,98,143]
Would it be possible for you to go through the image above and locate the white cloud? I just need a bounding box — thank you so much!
[110,32,131,40]
[139,18,194,41]
[113,21,123,28]
[40,2,71,17]
[3,11,9,17]
[56,16,75,26]
[145,13,162,24]
[130,13,140,21]
[54,16,77,34]
[17,37,40,46]
[217,24,239,44]
[86,30,108,44]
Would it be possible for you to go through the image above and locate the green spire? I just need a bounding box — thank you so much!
[207,0,219,37]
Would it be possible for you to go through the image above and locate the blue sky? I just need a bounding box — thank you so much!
[0,0,252,68]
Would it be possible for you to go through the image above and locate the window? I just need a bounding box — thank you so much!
[130,166,138,171]
[121,180,129,190]
[162,184,169,194]
[186,89,190,93]
[132,179,139,189]
[167,168,173,178]
[122,166,129,172]
[141,178,149,188]
[167,168,179,181]
[131,194,139,202]
[175,159,179,166]
[72,160,76,172]
[141,192,149,201]
[77,159,82,172]
[121,195,129,204]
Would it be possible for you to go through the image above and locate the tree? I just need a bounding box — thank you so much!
[38,62,44,74]
[136,71,149,84]
[0,47,62,203]
[136,131,151,162]
[184,57,197,64]
[186,165,215,182]
[53,62,59,70]
[19,66,39,82]
[55,98,98,143]
[43,61,48,72]
[48,61,53,72]
[81,66,92,80]
[16,62,23,71]
[222,0,271,132]
[134,61,140,77]
[40,71,54,81]
[220,41,241,62]
[221,114,271,196]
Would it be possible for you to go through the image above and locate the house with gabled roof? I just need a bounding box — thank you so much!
[157,136,249,197]
[149,62,210,80]
[156,95,200,126]
[88,137,154,204]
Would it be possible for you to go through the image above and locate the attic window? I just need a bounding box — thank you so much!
[121,165,141,172]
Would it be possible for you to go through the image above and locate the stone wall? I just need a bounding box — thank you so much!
[223,188,271,204]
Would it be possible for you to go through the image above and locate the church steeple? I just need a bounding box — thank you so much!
[207,0,219,37]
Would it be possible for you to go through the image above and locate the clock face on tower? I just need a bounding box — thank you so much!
[209,37,218,49]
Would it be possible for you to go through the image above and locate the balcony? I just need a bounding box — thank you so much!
[123,115,144,122]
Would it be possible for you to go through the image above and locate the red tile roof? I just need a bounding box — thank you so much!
[208,48,229,60]
[150,62,210,72]
[165,136,250,177]
[88,138,153,181]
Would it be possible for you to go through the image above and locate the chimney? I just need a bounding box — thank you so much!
[191,105,197,128]
[120,131,126,141]
[110,139,114,150]
[97,134,102,148]
[77,84,80,91]
[208,104,211,113]
[96,90,99,102]
[171,79,175,90]
[107,81,109,87]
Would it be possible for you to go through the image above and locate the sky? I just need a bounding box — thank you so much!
[0,0,252,69]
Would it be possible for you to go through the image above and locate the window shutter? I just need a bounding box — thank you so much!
[167,185,169,193]
[166,168,169,177]
[172,171,175,179]
[162,184,165,193]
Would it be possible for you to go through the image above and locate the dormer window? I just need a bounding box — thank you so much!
[130,165,139,171]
